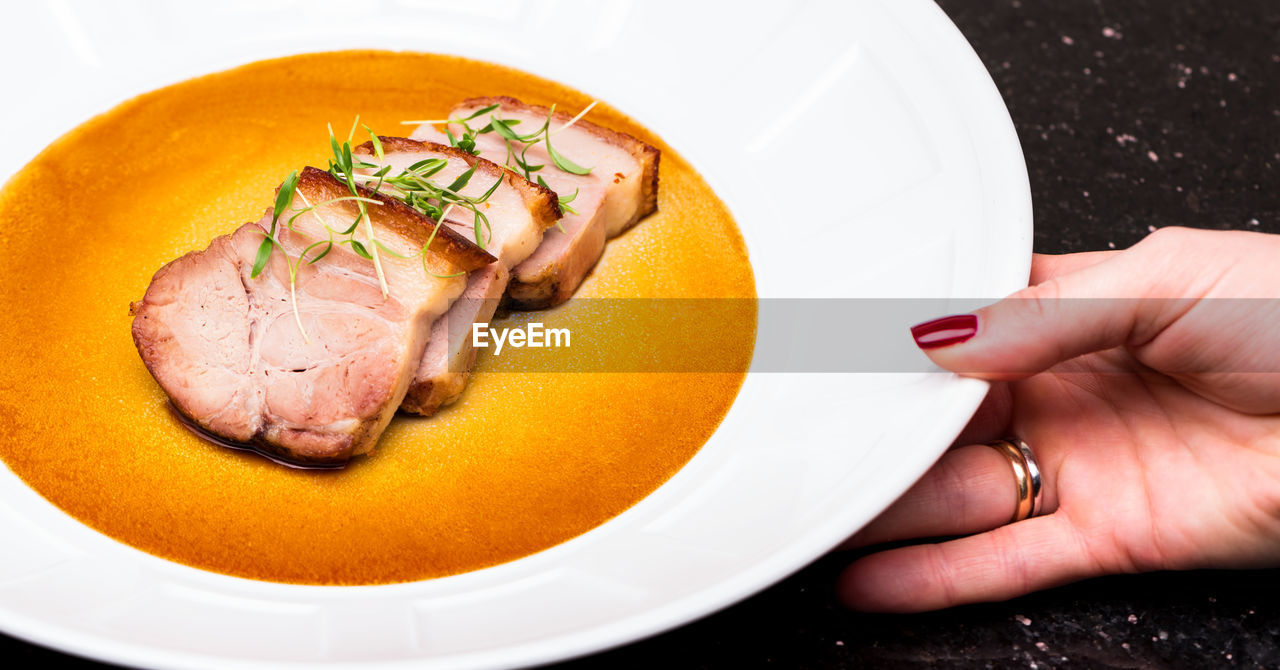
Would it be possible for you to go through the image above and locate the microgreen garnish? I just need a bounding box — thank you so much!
[251,177,386,344]
[251,237,274,279]
[544,132,589,175]
[413,101,597,217]
[273,170,299,227]
[250,106,607,343]
[345,153,502,251]
[447,163,478,192]
[321,116,391,298]
[252,169,299,279]
[538,176,578,218]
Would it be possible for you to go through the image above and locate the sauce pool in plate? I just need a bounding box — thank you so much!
[0,50,755,584]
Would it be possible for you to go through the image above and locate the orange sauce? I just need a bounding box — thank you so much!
[0,51,755,584]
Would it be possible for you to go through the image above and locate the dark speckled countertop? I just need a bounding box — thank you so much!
[3,1,1278,668]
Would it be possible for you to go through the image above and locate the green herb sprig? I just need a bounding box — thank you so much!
[249,108,591,342]
[332,124,505,251]
[251,118,497,342]
[404,101,598,220]
[249,168,387,343]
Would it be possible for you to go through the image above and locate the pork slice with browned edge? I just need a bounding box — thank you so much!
[131,167,493,464]
[411,96,659,310]
[354,137,560,415]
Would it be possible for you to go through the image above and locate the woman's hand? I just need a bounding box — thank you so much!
[838,227,1280,612]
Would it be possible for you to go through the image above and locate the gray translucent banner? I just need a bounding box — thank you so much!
[441,298,1280,373]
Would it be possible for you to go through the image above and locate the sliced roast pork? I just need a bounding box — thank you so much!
[411,96,660,309]
[354,137,560,415]
[131,167,493,464]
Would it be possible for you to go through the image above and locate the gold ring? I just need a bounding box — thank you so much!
[987,438,1043,523]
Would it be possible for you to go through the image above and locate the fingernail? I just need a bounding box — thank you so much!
[911,314,978,350]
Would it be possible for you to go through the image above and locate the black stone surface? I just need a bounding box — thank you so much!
[3,1,1278,668]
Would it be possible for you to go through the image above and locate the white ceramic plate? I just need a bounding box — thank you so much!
[0,1,1031,667]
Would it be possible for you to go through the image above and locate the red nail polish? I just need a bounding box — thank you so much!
[911,314,978,349]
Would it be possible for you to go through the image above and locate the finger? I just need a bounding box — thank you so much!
[838,515,1095,612]
[950,383,1012,448]
[909,228,1212,380]
[842,443,1021,549]
[1029,250,1119,284]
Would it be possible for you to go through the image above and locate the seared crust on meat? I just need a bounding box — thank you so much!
[457,96,660,230]
[399,358,472,417]
[503,273,563,312]
[295,167,495,272]
[627,144,660,231]
[355,137,562,233]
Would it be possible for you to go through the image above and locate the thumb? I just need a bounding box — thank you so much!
[910,230,1208,380]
